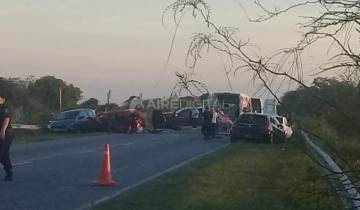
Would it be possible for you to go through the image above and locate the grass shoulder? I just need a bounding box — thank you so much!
[95,137,343,210]
[13,129,104,144]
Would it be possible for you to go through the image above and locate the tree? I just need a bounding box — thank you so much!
[282,76,360,133]
[28,76,82,112]
[96,103,119,113]
[171,72,208,96]
[163,0,359,102]
[163,0,360,128]
[164,1,360,205]
[81,98,99,110]
[0,77,26,108]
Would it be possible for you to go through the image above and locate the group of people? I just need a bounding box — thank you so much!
[190,107,219,140]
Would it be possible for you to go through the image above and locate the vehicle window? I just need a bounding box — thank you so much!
[178,109,191,118]
[175,109,187,117]
[236,114,268,124]
[78,111,87,119]
[270,117,280,125]
[87,110,95,117]
[54,111,80,120]
[276,117,283,124]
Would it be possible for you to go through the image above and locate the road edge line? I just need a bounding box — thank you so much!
[75,143,229,210]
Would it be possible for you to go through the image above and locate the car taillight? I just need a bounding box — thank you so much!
[264,123,272,131]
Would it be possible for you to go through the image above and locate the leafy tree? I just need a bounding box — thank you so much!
[0,77,27,108]
[81,98,99,110]
[61,83,82,109]
[281,77,359,135]
[28,76,82,112]
[96,103,119,113]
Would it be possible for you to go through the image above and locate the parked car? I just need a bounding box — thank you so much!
[47,109,97,132]
[230,113,285,143]
[274,115,293,139]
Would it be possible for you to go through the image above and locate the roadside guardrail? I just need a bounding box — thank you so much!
[11,124,42,130]
[302,130,360,210]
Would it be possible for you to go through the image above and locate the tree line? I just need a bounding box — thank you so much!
[0,76,118,124]
[281,75,360,137]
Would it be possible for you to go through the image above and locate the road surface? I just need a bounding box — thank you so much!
[0,128,228,210]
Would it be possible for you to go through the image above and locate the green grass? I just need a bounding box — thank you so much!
[13,129,104,144]
[295,116,360,190]
[95,138,343,210]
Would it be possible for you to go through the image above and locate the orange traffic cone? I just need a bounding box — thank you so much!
[93,144,117,187]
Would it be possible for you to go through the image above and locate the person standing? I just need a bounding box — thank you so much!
[189,107,200,128]
[210,107,218,138]
[201,107,212,140]
[0,94,13,181]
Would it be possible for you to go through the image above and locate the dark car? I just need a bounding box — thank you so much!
[47,109,97,132]
[230,113,285,143]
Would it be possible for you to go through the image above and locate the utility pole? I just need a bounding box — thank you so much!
[59,86,62,112]
[106,89,111,112]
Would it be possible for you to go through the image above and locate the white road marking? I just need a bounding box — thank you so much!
[75,149,98,155]
[111,142,135,148]
[27,154,65,162]
[75,143,229,210]
[113,166,129,174]
[57,186,74,192]
[15,142,136,163]
[13,161,32,166]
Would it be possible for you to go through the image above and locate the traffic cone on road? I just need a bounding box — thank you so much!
[93,144,117,187]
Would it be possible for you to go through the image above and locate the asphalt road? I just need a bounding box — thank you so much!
[0,128,229,210]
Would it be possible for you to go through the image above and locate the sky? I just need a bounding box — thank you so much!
[0,0,331,104]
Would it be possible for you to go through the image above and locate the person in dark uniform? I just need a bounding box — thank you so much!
[0,94,13,181]
[201,106,213,140]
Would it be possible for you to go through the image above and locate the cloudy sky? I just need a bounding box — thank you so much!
[0,0,328,104]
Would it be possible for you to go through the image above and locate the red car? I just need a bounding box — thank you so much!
[98,109,146,133]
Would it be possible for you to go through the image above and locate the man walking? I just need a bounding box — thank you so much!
[0,94,13,181]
